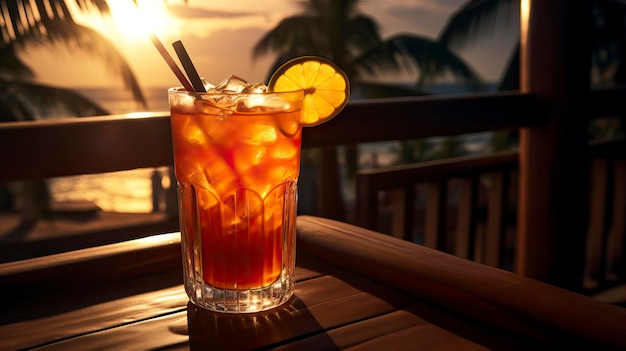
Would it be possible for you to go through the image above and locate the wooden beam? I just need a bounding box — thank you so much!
[0,114,174,183]
[302,92,546,148]
[517,0,592,289]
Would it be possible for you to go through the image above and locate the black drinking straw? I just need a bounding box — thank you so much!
[149,34,195,92]
[172,40,207,93]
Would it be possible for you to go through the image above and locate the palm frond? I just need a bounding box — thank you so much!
[0,44,33,79]
[252,15,318,59]
[356,34,483,88]
[253,1,383,62]
[0,79,109,122]
[70,25,147,108]
[403,36,482,87]
[261,52,319,84]
[1,0,147,108]
[0,0,111,46]
[345,15,382,55]
[498,44,519,90]
[351,39,403,76]
[73,0,112,13]
[253,0,485,97]
[439,0,518,49]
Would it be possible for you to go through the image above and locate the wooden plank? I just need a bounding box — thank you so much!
[317,146,345,220]
[402,185,417,241]
[424,181,446,250]
[0,232,413,351]
[0,212,180,263]
[585,158,609,288]
[302,92,546,148]
[607,160,626,280]
[276,300,559,351]
[0,232,182,289]
[0,94,543,183]
[27,272,413,350]
[355,151,518,257]
[454,177,478,260]
[0,285,188,351]
[0,262,324,351]
[355,166,379,231]
[387,188,406,239]
[356,151,518,190]
[275,308,494,351]
[296,216,626,350]
[0,114,174,182]
[517,0,592,289]
[484,172,508,267]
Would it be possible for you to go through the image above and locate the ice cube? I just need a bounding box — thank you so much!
[210,75,268,94]
[201,78,215,91]
[205,76,274,115]
[194,98,232,118]
[182,163,210,190]
[242,82,268,93]
[170,90,197,113]
[244,124,278,145]
[270,139,297,159]
[234,146,267,174]
[211,75,249,93]
[235,95,291,113]
[182,118,208,145]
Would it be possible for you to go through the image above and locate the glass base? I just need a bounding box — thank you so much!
[178,181,298,313]
[184,273,294,313]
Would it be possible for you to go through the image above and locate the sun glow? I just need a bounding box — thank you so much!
[107,1,171,39]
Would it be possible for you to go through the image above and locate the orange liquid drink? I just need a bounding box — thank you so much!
[169,87,303,313]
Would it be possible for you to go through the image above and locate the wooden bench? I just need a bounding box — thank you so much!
[355,139,626,298]
[356,151,519,268]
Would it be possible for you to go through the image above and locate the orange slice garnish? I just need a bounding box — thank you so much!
[268,56,349,126]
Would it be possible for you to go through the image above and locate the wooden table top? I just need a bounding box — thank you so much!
[1,216,626,350]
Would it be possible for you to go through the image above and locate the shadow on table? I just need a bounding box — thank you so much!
[184,298,337,350]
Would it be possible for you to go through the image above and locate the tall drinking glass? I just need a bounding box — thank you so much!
[168,87,304,313]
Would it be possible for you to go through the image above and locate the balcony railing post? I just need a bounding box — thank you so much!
[517,0,592,290]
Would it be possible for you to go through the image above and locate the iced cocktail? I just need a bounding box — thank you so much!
[169,80,304,313]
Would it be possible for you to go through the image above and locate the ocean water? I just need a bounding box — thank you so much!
[78,87,171,115]
[48,87,173,213]
[48,85,495,213]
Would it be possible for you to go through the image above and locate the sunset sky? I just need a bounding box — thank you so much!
[19,0,518,90]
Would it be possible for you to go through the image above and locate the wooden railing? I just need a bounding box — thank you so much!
[0,113,174,182]
[354,138,626,296]
[0,92,544,195]
[1,87,625,293]
[355,151,520,268]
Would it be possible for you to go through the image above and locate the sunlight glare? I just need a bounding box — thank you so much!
[109,0,170,39]
[126,112,156,118]
[520,0,530,90]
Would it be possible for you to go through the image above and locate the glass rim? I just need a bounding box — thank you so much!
[168,87,305,97]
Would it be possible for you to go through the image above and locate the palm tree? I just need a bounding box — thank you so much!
[254,0,482,95]
[441,0,626,90]
[252,0,483,220]
[438,0,519,90]
[1,0,147,220]
[440,0,626,146]
[1,0,147,121]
